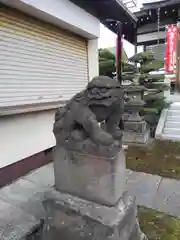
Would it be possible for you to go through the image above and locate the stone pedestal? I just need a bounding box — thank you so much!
[123,130,150,144]
[38,148,147,240]
[123,112,150,144]
[41,190,147,240]
[54,147,126,206]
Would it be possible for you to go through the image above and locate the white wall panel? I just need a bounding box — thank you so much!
[0,0,100,39]
[0,110,56,168]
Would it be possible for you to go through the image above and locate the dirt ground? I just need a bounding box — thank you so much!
[138,207,180,240]
[126,140,180,180]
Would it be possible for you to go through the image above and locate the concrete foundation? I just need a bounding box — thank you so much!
[40,189,146,240]
[54,147,126,206]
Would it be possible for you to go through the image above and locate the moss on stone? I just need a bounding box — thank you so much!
[126,140,180,180]
[138,207,180,240]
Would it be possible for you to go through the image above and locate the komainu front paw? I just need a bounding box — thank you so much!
[113,130,123,140]
[94,131,114,146]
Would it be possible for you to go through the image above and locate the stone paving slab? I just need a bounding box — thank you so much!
[154,178,180,217]
[0,198,39,240]
[0,164,53,240]
[126,171,162,209]
[24,164,54,188]
[0,178,45,207]
[19,195,46,220]
[126,169,134,180]
[1,162,180,239]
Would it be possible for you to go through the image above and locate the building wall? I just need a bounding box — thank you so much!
[137,45,144,53]
[0,0,100,39]
[1,6,90,113]
[146,44,166,61]
[88,39,99,81]
[137,18,175,35]
[0,1,100,169]
[0,110,56,168]
[137,31,166,45]
[0,45,99,169]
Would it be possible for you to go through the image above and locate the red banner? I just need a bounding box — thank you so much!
[166,25,178,73]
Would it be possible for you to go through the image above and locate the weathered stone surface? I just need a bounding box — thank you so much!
[0,199,39,240]
[124,121,147,133]
[54,147,126,206]
[129,220,147,240]
[19,196,46,220]
[0,178,43,206]
[123,129,150,144]
[24,165,54,188]
[127,112,143,122]
[126,171,161,209]
[40,189,146,240]
[24,164,54,188]
[124,99,145,112]
[123,104,150,144]
[154,178,180,217]
[124,85,147,103]
[53,76,124,157]
[123,113,131,121]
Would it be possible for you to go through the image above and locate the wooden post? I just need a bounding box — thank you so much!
[134,23,138,54]
[176,23,180,91]
[117,22,123,84]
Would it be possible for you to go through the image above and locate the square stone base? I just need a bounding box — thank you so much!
[54,147,126,206]
[124,121,147,133]
[40,189,147,240]
[123,129,150,144]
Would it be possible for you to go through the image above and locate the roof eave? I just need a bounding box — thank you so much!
[70,0,137,43]
[116,0,137,23]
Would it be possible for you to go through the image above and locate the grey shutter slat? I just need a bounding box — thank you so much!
[0,7,88,109]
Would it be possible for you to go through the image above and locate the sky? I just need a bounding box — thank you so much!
[98,0,161,57]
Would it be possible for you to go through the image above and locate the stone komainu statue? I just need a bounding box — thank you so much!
[53,76,124,157]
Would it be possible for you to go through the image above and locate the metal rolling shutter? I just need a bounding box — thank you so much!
[0,7,88,112]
